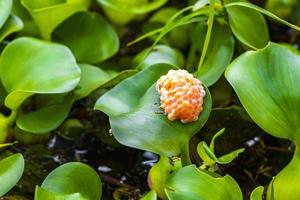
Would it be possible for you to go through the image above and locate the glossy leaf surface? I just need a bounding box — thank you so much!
[0,15,24,41]
[95,64,212,156]
[52,12,119,63]
[226,2,269,49]
[0,0,12,29]
[0,154,25,196]
[225,42,300,141]
[165,165,243,200]
[0,37,80,110]
[21,0,90,39]
[35,162,102,200]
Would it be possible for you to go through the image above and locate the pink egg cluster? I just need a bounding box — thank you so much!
[156,69,206,123]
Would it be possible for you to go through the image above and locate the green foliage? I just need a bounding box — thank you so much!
[96,0,168,25]
[225,2,269,49]
[0,154,25,197]
[95,63,212,157]
[0,37,80,111]
[133,45,184,70]
[21,0,90,39]
[226,42,300,141]
[52,12,119,64]
[35,162,102,200]
[197,128,245,168]
[165,165,243,200]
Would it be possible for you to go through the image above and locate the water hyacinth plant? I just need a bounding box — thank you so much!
[1,0,300,199]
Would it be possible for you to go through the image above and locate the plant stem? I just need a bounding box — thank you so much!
[197,0,215,75]
[181,145,192,166]
[7,110,17,126]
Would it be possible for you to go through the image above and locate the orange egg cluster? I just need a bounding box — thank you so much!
[156,69,205,123]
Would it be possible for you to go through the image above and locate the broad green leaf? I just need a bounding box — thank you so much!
[0,37,81,110]
[74,64,112,100]
[225,42,300,141]
[266,147,300,200]
[21,0,90,39]
[141,190,157,200]
[16,93,75,134]
[35,162,102,200]
[165,165,242,200]
[35,187,85,200]
[0,14,24,41]
[133,45,184,70]
[0,0,12,29]
[0,153,25,196]
[225,2,300,32]
[95,63,212,156]
[225,2,269,49]
[96,0,168,25]
[52,12,119,64]
[250,186,264,200]
[195,21,235,86]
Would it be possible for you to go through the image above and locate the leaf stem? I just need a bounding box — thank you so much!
[197,0,215,75]
[7,110,17,126]
[181,144,192,166]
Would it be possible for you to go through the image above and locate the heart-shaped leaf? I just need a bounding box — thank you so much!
[74,64,112,100]
[0,14,24,42]
[21,0,90,39]
[165,165,242,200]
[0,37,81,110]
[35,162,102,200]
[16,93,75,134]
[133,45,184,70]
[225,2,269,49]
[96,0,167,25]
[195,21,235,86]
[0,153,25,197]
[95,63,212,156]
[225,42,300,141]
[0,0,12,29]
[52,12,119,64]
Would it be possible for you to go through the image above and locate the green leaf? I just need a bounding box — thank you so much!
[21,0,90,39]
[225,2,300,32]
[96,0,168,25]
[195,21,235,86]
[95,63,212,156]
[35,162,102,200]
[197,140,244,165]
[0,14,24,42]
[148,156,181,199]
[74,64,112,100]
[250,186,264,200]
[165,165,243,200]
[0,37,81,110]
[52,12,119,64]
[35,187,84,200]
[0,0,12,29]
[16,93,75,134]
[99,69,137,89]
[141,190,157,200]
[209,128,225,151]
[225,42,300,141]
[0,153,25,196]
[133,45,184,70]
[225,2,269,49]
